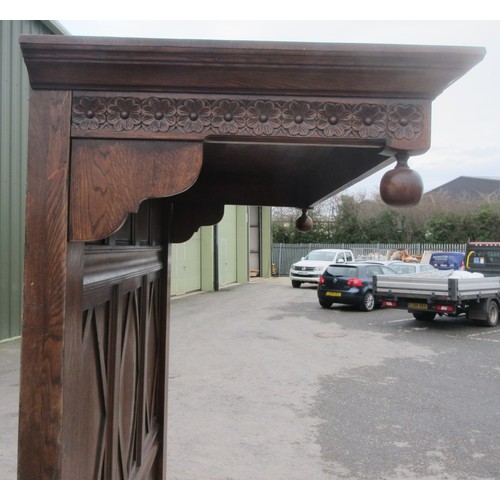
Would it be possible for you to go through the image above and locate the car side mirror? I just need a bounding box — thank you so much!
[337,258,345,263]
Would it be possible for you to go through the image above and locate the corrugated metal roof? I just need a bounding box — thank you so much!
[426,176,500,198]
[40,21,70,35]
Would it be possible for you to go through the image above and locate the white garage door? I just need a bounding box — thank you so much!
[171,229,201,295]
[217,205,237,286]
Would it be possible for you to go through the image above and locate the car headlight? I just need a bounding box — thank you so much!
[314,266,324,272]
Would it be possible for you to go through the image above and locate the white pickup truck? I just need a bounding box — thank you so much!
[373,271,500,327]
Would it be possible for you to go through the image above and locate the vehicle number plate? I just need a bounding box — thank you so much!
[409,303,428,310]
[326,291,342,297]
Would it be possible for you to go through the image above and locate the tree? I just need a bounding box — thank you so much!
[468,203,500,241]
[272,192,500,244]
[425,213,469,243]
[329,194,369,243]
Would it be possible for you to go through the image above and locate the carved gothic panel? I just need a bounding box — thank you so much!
[77,247,165,480]
[81,302,110,479]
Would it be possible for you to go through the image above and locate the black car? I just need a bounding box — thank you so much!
[317,262,397,311]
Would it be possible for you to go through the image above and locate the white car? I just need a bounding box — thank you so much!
[387,262,438,274]
[289,249,355,287]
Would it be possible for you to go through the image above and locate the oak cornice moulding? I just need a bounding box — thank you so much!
[20,35,485,99]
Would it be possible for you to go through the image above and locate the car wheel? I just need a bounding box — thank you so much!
[482,299,499,327]
[319,299,333,309]
[291,280,301,288]
[413,311,436,322]
[359,291,375,311]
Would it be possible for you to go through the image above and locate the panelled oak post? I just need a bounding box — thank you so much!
[18,35,485,479]
[18,89,74,479]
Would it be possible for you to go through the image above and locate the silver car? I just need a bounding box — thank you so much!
[387,262,438,274]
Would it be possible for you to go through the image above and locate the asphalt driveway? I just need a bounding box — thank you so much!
[166,278,500,479]
[1,277,499,480]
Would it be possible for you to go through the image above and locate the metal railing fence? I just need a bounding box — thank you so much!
[272,242,466,276]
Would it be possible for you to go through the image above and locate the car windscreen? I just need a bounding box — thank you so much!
[390,264,416,274]
[467,249,500,264]
[420,265,435,272]
[366,265,396,276]
[466,247,500,275]
[325,266,357,277]
[307,251,335,261]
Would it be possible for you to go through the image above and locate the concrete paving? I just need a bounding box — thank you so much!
[166,278,500,480]
[0,337,20,480]
[1,277,499,480]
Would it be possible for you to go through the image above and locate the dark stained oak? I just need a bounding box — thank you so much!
[17,36,485,479]
[18,89,73,479]
[69,139,203,242]
[20,35,485,99]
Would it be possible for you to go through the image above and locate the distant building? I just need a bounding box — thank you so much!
[426,176,500,199]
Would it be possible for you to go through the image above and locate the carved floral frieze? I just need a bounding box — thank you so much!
[72,95,424,141]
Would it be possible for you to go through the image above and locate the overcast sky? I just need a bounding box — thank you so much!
[49,14,500,197]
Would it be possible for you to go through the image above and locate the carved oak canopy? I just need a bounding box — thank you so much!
[20,35,485,241]
[17,35,486,481]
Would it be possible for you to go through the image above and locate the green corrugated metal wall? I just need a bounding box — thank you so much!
[0,21,59,341]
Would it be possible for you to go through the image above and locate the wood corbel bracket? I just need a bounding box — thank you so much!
[69,138,204,242]
[68,92,436,244]
[21,37,485,245]
[170,201,225,243]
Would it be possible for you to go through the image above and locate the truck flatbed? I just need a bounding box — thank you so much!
[374,272,500,301]
[373,272,500,326]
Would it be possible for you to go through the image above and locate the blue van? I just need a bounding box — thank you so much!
[429,251,465,271]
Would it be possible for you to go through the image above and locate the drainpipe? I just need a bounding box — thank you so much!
[213,224,219,291]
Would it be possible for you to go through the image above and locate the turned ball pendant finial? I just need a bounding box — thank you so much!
[379,153,423,207]
[295,209,313,232]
